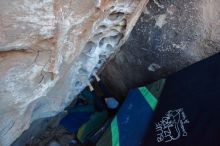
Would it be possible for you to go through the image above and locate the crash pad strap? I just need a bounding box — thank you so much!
[111,117,120,146]
[138,87,158,110]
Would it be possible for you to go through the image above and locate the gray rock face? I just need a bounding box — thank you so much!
[0,0,148,145]
[101,0,220,98]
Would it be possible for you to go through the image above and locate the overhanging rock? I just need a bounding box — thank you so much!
[0,0,148,145]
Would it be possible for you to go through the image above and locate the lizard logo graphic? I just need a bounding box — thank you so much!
[155,108,190,143]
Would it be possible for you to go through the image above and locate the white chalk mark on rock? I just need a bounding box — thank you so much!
[155,14,167,28]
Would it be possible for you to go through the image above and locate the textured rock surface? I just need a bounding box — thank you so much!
[101,0,220,98]
[0,0,148,145]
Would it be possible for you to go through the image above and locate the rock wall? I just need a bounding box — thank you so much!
[0,0,148,145]
[100,0,220,98]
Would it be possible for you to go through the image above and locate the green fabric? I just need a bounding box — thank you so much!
[97,127,112,146]
[139,87,158,110]
[146,79,166,99]
[111,117,120,146]
[77,111,108,143]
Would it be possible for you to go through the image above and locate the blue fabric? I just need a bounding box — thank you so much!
[60,88,106,133]
[141,52,220,146]
[81,88,96,104]
[117,88,154,146]
[60,112,92,133]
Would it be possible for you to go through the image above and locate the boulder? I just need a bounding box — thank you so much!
[0,0,148,145]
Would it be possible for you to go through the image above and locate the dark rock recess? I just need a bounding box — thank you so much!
[101,0,220,98]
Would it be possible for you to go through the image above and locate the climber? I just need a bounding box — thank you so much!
[93,73,119,112]
[60,73,119,145]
